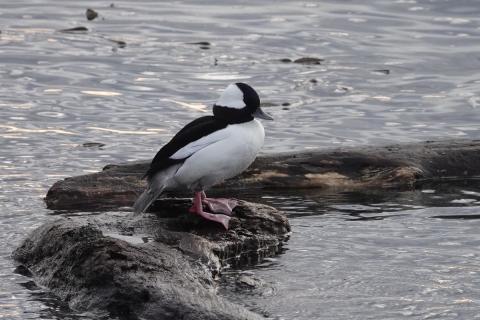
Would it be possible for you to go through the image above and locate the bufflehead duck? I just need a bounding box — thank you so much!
[133,83,272,229]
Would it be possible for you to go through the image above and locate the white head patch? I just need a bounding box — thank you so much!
[215,83,245,109]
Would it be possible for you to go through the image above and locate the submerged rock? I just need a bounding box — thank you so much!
[293,57,324,65]
[236,275,266,290]
[372,69,390,75]
[82,142,106,148]
[13,199,289,320]
[107,38,127,48]
[59,26,89,33]
[187,41,211,49]
[187,41,211,46]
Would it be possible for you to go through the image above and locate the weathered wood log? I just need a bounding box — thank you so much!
[13,199,290,320]
[45,139,480,210]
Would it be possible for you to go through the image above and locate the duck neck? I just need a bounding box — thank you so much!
[213,105,253,124]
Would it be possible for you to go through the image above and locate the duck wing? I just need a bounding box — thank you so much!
[143,116,228,180]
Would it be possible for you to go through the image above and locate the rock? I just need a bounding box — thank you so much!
[59,26,88,33]
[293,57,324,65]
[82,142,106,148]
[372,69,390,75]
[187,42,211,49]
[44,140,480,210]
[13,199,289,320]
[107,39,126,48]
[86,8,98,21]
[236,275,265,289]
[187,41,211,46]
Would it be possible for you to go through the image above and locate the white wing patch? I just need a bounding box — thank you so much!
[170,127,230,160]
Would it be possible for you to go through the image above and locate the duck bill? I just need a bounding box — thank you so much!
[253,107,273,120]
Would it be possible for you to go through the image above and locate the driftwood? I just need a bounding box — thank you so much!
[45,139,480,210]
[13,199,290,320]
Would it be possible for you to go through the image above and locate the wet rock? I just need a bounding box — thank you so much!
[14,265,33,277]
[13,198,289,320]
[219,271,275,300]
[59,26,88,33]
[187,41,211,46]
[44,140,480,210]
[336,86,350,92]
[236,275,265,290]
[86,8,98,21]
[108,39,126,48]
[279,58,292,63]
[82,142,105,148]
[187,42,211,49]
[19,280,41,291]
[372,69,390,75]
[293,57,324,65]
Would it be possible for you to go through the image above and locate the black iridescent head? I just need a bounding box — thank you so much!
[213,83,273,123]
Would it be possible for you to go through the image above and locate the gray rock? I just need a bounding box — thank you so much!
[236,275,265,290]
[86,8,98,21]
[13,199,290,320]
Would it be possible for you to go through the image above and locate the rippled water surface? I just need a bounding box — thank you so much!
[225,184,480,319]
[1,0,480,319]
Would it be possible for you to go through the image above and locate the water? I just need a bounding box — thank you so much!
[225,185,480,319]
[1,0,480,319]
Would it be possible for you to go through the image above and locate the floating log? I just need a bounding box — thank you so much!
[45,139,480,210]
[13,199,289,320]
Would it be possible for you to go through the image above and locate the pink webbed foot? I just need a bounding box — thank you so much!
[201,191,238,216]
[189,191,231,230]
[202,197,238,216]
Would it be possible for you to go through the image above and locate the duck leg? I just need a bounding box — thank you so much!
[189,191,230,229]
[201,191,238,216]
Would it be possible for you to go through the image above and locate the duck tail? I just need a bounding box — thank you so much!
[132,164,181,215]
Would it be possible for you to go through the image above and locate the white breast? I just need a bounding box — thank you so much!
[172,119,265,191]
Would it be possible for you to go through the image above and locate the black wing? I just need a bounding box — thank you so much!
[143,116,227,180]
